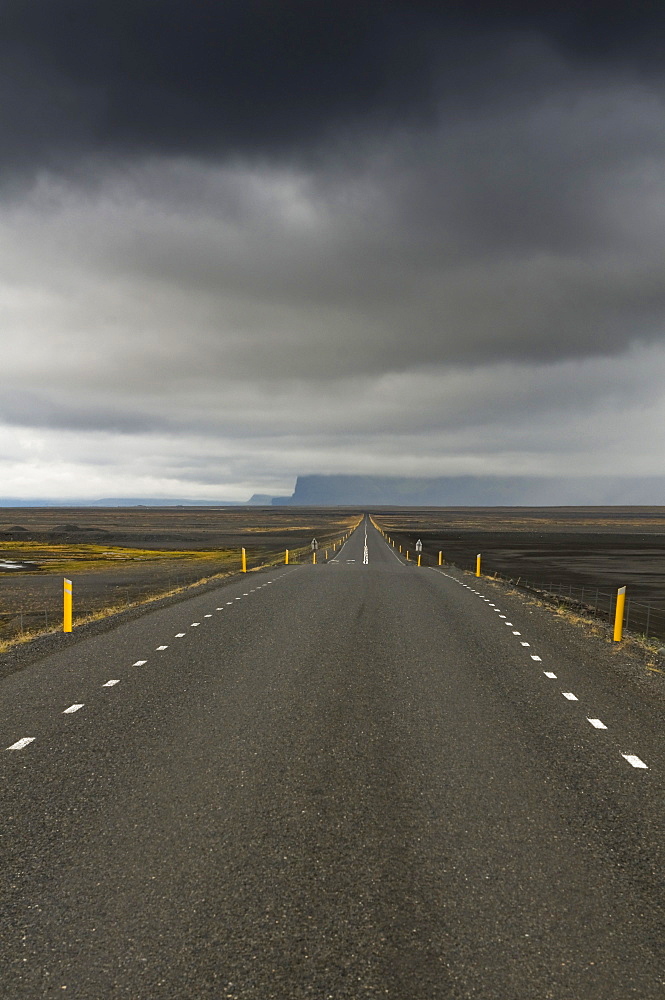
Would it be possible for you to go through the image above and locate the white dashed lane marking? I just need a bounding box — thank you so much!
[156,645,168,650]
[435,564,654,773]
[103,680,120,687]
[63,704,84,714]
[191,622,200,626]
[622,754,648,769]
[133,660,147,666]
[175,632,186,637]
[204,614,213,617]
[6,737,35,750]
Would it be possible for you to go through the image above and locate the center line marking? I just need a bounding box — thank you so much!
[622,754,648,768]
[133,660,147,666]
[562,692,578,701]
[6,737,35,750]
[63,704,84,714]
[587,718,607,729]
[103,679,120,687]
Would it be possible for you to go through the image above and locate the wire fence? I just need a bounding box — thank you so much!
[0,609,50,638]
[496,576,665,643]
[381,529,665,644]
[0,536,351,642]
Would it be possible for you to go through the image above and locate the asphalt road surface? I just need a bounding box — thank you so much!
[2,518,663,999]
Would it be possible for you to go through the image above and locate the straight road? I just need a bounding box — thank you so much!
[1,518,663,998]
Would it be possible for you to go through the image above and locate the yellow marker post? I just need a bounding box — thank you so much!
[399,545,402,553]
[417,554,421,567]
[406,551,410,561]
[312,551,317,565]
[285,549,289,565]
[613,586,626,641]
[241,547,247,573]
[476,554,481,577]
[438,551,443,566]
[325,550,328,560]
[63,577,72,633]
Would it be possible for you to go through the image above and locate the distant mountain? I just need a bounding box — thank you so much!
[273,474,665,506]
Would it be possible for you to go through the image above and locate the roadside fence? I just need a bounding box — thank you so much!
[0,609,50,638]
[373,524,665,644]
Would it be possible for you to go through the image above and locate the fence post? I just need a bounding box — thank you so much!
[63,578,73,633]
[613,586,626,641]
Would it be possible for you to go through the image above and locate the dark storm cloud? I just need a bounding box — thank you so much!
[1,1,664,174]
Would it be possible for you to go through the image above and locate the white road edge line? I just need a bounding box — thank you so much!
[622,754,648,769]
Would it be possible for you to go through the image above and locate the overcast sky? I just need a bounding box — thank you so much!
[2,1,665,500]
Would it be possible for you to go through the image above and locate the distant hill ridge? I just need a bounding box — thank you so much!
[272,474,665,506]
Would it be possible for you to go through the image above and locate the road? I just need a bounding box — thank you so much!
[1,518,663,998]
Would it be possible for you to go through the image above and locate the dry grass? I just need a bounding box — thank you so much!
[487,576,663,666]
[0,529,356,654]
[0,541,234,576]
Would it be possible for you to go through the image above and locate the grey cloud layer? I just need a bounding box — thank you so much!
[2,2,664,174]
[1,2,665,495]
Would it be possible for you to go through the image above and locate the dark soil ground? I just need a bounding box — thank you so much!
[373,506,665,640]
[0,507,359,638]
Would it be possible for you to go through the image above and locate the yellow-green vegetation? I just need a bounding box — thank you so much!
[0,541,234,575]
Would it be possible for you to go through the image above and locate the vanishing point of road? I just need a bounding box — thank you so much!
[2,518,663,998]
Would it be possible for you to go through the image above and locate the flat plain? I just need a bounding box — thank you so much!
[0,506,358,641]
